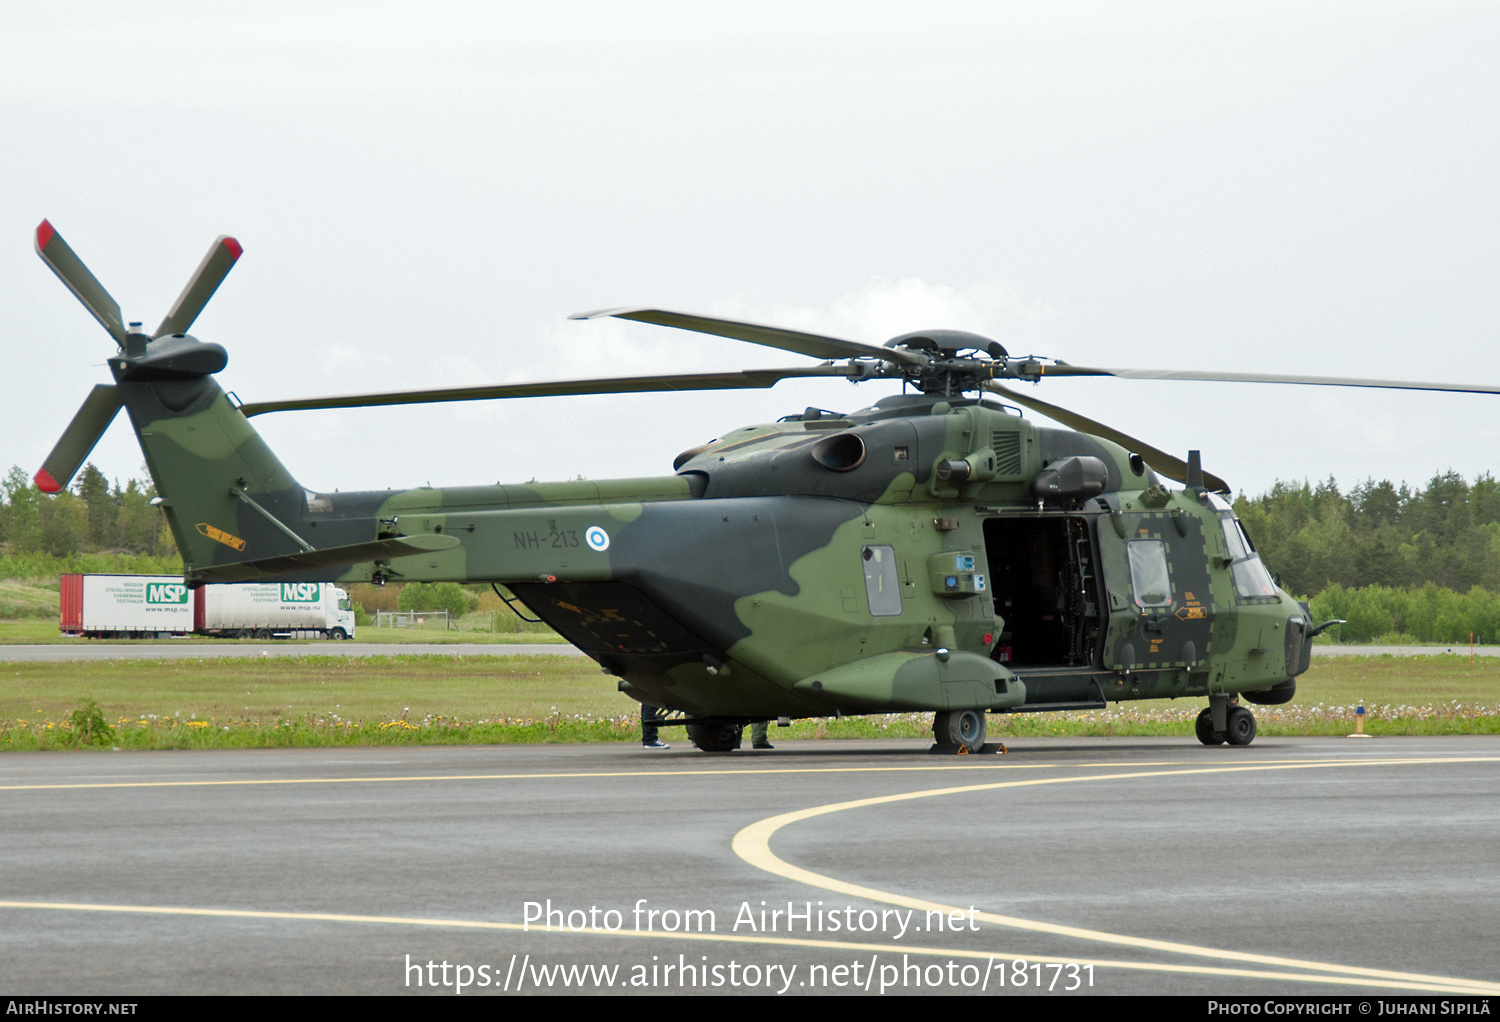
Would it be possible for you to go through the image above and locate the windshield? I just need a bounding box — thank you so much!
[1220,518,1276,599]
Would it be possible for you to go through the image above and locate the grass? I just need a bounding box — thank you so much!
[3,652,1500,750]
[0,581,60,621]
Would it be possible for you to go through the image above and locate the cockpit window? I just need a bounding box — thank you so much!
[1220,518,1277,599]
[1127,540,1172,608]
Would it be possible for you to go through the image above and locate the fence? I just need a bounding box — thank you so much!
[374,610,452,630]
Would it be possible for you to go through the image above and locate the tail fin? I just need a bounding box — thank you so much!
[117,367,309,575]
[34,220,311,577]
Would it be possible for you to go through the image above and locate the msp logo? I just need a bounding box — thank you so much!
[146,582,189,605]
[280,583,321,602]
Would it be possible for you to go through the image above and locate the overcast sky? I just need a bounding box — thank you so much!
[4,1,1498,500]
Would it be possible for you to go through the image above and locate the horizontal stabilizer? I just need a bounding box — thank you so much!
[35,385,123,493]
[189,533,461,583]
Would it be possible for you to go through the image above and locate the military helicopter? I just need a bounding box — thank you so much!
[31,222,1500,752]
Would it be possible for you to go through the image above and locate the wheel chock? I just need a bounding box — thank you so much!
[927,742,1007,755]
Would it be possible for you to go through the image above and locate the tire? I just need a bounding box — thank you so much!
[1225,706,1257,746]
[329,628,348,641]
[686,723,742,752]
[236,629,253,639]
[933,709,987,753]
[1195,707,1225,746]
[255,629,273,640]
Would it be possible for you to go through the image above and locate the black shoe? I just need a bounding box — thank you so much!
[752,741,774,750]
[642,739,670,750]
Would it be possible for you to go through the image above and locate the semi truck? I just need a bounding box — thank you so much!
[60,575,356,640]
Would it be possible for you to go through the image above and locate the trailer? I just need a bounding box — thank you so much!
[60,574,194,638]
[194,581,355,640]
[60,575,356,640]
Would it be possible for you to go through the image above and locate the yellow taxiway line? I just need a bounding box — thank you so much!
[732,756,1500,995]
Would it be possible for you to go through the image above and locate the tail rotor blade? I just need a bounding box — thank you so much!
[34,221,127,346]
[34,385,123,493]
[155,235,243,338]
[987,382,1231,493]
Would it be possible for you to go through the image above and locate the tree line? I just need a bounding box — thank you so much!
[1236,471,1500,642]
[1232,471,1500,598]
[0,464,177,559]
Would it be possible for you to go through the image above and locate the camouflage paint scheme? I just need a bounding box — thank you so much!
[34,221,1324,748]
[110,353,1312,725]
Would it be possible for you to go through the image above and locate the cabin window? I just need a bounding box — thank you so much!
[1127,540,1172,608]
[861,545,903,617]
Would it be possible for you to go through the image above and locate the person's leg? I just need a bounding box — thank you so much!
[750,720,772,749]
[642,705,669,749]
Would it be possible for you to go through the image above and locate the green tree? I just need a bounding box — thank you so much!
[398,582,477,620]
[0,466,42,550]
[37,491,88,557]
[74,463,118,550]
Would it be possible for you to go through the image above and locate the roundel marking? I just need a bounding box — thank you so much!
[585,526,610,552]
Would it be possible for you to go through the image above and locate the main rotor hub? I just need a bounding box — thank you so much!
[880,329,1010,397]
[885,328,998,356]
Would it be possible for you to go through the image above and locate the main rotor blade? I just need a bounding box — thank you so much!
[1043,365,1500,395]
[238,366,857,417]
[155,235,243,338]
[571,308,922,366]
[34,221,127,346]
[986,382,1231,493]
[34,384,123,493]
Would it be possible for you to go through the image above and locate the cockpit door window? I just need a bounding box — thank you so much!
[1127,540,1172,609]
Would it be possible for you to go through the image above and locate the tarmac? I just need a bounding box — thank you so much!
[2,736,1497,995]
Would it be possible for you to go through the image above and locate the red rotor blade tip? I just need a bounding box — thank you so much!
[33,468,61,494]
[35,220,55,250]
[222,237,242,260]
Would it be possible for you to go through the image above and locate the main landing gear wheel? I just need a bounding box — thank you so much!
[933,709,987,753]
[1195,707,1225,746]
[686,722,742,752]
[1225,706,1257,746]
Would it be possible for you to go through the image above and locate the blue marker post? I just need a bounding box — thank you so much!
[1348,700,1372,739]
